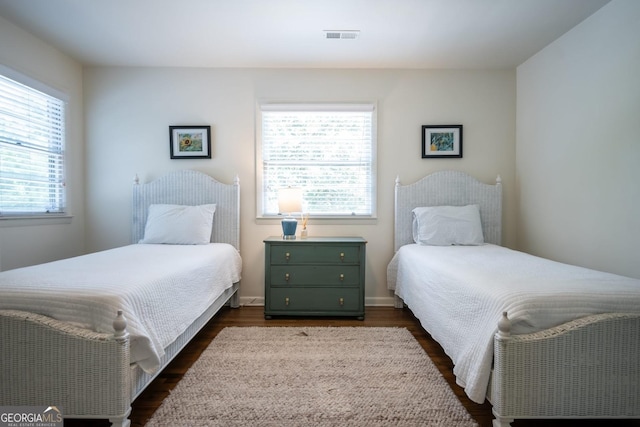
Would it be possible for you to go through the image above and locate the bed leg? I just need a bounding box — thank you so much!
[394,295,404,309]
[108,418,131,427]
[492,416,513,427]
[230,289,240,308]
[108,406,131,427]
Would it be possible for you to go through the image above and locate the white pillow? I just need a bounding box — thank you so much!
[139,204,216,245]
[412,205,484,246]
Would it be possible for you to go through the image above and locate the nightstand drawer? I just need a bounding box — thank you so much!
[270,245,360,265]
[268,288,361,312]
[270,265,360,286]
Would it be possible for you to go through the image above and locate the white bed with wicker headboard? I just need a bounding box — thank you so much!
[388,170,640,426]
[0,169,241,427]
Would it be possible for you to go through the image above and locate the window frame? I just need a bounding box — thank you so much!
[0,64,69,221]
[256,101,378,221]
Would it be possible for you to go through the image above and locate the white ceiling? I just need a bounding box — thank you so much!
[0,0,610,69]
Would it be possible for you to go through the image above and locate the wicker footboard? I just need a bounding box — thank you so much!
[490,312,640,427]
[0,310,132,426]
[1,284,239,426]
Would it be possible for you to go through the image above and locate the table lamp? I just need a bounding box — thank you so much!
[278,187,303,239]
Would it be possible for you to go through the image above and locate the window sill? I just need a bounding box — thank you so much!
[256,216,377,226]
[0,214,73,227]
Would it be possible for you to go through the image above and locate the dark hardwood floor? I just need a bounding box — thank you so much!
[67,306,639,427]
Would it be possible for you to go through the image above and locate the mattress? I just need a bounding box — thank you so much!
[387,243,640,403]
[0,243,242,373]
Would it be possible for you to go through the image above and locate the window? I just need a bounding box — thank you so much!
[0,70,66,216]
[258,103,376,218]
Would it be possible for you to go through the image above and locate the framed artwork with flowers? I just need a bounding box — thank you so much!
[169,125,211,159]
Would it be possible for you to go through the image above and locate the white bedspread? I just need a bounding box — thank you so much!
[387,244,640,403]
[0,243,241,373]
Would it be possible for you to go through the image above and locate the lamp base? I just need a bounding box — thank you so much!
[281,218,298,240]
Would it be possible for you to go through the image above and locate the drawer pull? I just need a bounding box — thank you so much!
[285,273,290,282]
[339,298,344,306]
[340,252,345,261]
[285,297,290,306]
[285,252,291,261]
[339,273,345,281]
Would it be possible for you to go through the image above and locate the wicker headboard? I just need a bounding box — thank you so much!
[394,170,502,251]
[132,170,240,250]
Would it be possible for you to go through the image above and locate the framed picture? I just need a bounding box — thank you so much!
[421,125,463,158]
[169,125,211,159]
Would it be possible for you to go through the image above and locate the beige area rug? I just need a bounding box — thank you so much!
[146,327,478,426]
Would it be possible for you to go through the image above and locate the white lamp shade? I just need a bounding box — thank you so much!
[278,187,303,214]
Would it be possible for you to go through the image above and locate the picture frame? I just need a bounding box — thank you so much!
[421,125,463,158]
[169,125,211,159]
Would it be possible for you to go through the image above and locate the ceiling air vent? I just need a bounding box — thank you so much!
[324,30,360,40]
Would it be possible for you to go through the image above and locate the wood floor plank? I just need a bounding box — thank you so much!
[65,306,639,426]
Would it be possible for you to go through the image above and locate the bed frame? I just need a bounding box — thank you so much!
[0,169,241,427]
[393,170,640,427]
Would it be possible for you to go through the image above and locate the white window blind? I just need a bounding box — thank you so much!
[0,72,66,216]
[260,103,376,217]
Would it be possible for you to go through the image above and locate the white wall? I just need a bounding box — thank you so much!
[84,67,516,305]
[3,0,635,304]
[0,15,85,271]
[516,0,640,278]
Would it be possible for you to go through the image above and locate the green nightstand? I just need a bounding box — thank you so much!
[264,236,366,319]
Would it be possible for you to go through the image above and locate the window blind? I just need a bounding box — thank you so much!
[0,73,66,215]
[260,103,376,217]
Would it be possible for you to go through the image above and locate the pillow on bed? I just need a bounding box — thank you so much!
[139,204,216,245]
[412,205,484,246]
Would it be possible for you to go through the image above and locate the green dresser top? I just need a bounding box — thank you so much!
[264,236,366,244]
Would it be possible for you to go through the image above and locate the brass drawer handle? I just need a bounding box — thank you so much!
[339,298,344,306]
[285,273,290,282]
[285,252,291,261]
[340,252,345,261]
[339,273,345,281]
[285,297,290,306]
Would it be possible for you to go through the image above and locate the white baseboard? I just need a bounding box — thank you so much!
[238,296,396,308]
[239,296,264,307]
[365,296,396,307]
